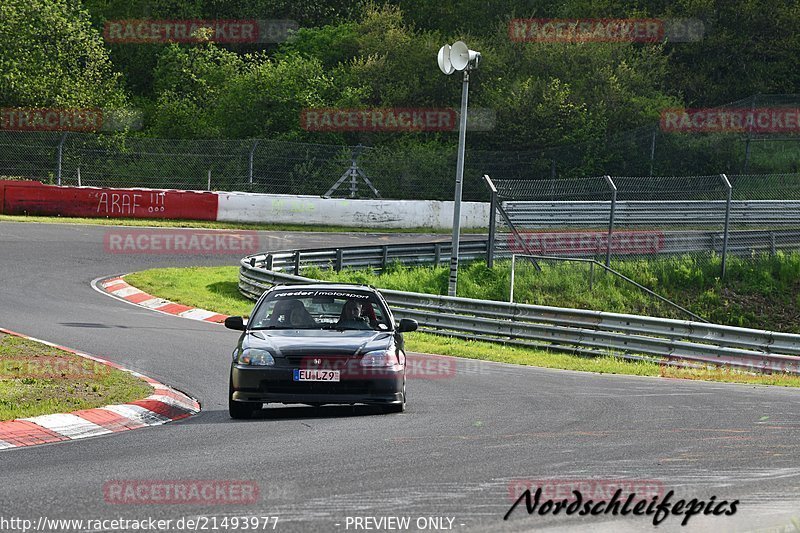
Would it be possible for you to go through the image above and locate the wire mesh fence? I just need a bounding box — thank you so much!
[0,131,480,200]
[0,94,798,201]
[488,173,800,290]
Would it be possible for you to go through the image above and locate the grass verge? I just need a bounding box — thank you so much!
[0,214,485,234]
[123,267,800,388]
[0,333,153,420]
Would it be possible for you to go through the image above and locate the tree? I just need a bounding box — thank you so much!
[0,0,126,108]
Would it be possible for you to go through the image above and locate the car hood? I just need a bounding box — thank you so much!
[241,329,393,357]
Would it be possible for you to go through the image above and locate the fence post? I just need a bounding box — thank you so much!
[720,173,733,278]
[604,175,617,267]
[77,167,81,187]
[509,254,516,302]
[483,175,497,268]
[649,127,657,177]
[56,132,68,186]
[207,169,212,191]
[248,140,259,188]
[743,95,757,173]
[335,249,343,272]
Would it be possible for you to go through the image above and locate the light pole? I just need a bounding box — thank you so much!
[438,41,480,297]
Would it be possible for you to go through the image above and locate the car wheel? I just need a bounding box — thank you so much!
[229,398,257,419]
[381,380,406,414]
[229,379,258,419]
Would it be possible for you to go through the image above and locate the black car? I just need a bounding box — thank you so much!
[225,283,418,418]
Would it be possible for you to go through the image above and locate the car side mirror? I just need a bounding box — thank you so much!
[224,316,246,331]
[397,318,418,333]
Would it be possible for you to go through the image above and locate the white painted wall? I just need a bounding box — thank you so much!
[216,192,490,229]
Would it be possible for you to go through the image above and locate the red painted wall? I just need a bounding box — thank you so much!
[0,181,218,221]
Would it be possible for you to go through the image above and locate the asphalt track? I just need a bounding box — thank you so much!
[1,221,799,533]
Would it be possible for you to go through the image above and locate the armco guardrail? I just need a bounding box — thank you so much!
[239,242,800,376]
[248,239,489,275]
[501,200,800,227]
[498,228,800,258]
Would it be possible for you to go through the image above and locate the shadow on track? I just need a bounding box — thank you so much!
[185,404,402,423]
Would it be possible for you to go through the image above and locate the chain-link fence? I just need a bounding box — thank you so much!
[479,95,800,180]
[0,131,481,200]
[1,94,798,201]
[488,172,800,279]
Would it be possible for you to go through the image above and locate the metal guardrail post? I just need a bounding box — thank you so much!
[604,175,617,267]
[56,132,68,186]
[509,254,516,302]
[265,255,274,270]
[434,243,441,267]
[720,173,733,279]
[335,249,343,272]
[483,175,498,268]
[381,246,388,269]
[293,251,301,275]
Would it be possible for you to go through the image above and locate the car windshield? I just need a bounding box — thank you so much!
[248,289,391,331]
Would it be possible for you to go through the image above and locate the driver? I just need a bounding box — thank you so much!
[335,299,372,330]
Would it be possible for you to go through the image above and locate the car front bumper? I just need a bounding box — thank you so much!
[231,365,404,405]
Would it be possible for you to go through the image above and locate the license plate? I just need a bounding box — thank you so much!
[293,369,340,382]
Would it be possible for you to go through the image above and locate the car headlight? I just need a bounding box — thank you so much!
[360,348,399,367]
[238,348,275,366]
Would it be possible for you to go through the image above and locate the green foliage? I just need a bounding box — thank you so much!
[0,0,127,108]
[215,53,333,139]
[5,0,800,180]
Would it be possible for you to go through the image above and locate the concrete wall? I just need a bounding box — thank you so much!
[216,192,490,229]
[0,181,490,229]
